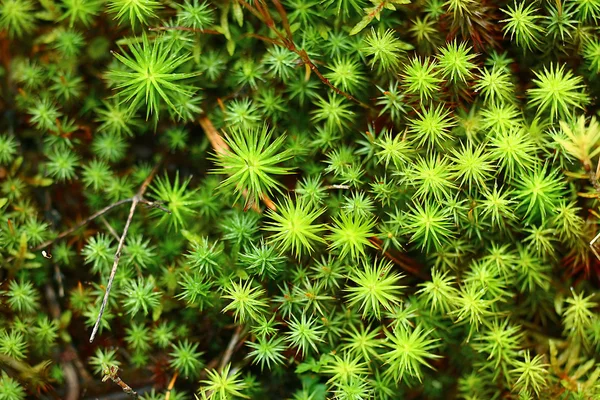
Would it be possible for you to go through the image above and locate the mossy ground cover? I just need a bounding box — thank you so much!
[1,0,600,399]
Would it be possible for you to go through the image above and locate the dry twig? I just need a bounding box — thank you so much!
[368,237,429,280]
[164,372,178,400]
[100,216,121,241]
[102,366,138,399]
[219,325,245,371]
[198,115,269,211]
[89,162,165,343]
[234,0,371,110]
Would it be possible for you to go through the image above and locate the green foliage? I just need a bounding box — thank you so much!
[362,28,408,73]
[46,145,79,182]
[0,329,28,360]
[436,41,477,84]
[121,276,161,317]
[150,172,199,232]
[417,268,458,314]
[474,66,515,106]
[408,103,455,149]
[401,56,443,102]
[510,351,549,396]
[3,1,600,399]
[200,363,248,399]
[345,259,404,319]
[528,64,589,122]
[382,324,441,383]
[0,134,18,165]
[169,340,204,379]
[107,34,197,125]
[0,0,36,37]
[404,201,455,251]
[501,1,544,50]
[0,371,25,400]
[176,0,213,29]
[4,280,39,314]
[285,313,324,357]
[222,279,268,323]
[562,290,597,345]
[325,57,366,95]
[246,335,287,370]
[214,124,293,208]
[327,211,376,260]
[106,0,160,28]
[311,94,355,130]
[450,142,494,191]
[264,196,326,257]
[89,348,121,376]
[514,164,566,223]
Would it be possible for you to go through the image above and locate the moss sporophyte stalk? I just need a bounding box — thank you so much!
[1,0,600,399]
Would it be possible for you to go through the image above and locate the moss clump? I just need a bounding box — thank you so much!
[1,0,600,399]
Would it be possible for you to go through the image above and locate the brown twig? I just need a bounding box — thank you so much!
[53,264,65,298]
[244,32,284,47]
[140,199,172,214]
[45,285,92,398]
[198,115,264,212]
[368,237,429,280]
[62,362,79,400]
[102,366,138,399]
[198,116,229,155]
[271,0,293,39]
[164,372,178,400]
[233,0,371,109]
[219,326,245,371]
[261,194,277,212]
[89,162,162,343]
[100,216,120,241]
[5,198,134,264]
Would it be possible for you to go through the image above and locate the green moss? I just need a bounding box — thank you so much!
[1,0,600,399]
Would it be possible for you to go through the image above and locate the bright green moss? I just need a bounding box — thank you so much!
[1,1,600,399]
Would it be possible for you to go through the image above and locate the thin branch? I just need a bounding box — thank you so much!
[89,163,161,343]
[45,284,92,397]
[326,184,351,190]
[102,366,138,399]
[100,216,120,241]
[34,198,134,253]
[233,0,371,109]
[589,230,600,260]
[89,199,137,343]
[62,362,79,400]
[290,184,350,193]
[199,116,229,155]
[368,237,429,280]
[6,197,138,265]
[140,199,172,214]
[244,32,285,47]
[198,114,263,213]
[53,264,65,297]
[271,0,293,39]
[297,49,370,109]
[164,372,178,400]
[219,325,244,371]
